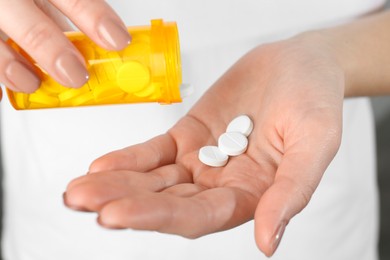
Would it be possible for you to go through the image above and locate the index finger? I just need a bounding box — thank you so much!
[50,0,131,50]
[89,134,178,173]
[0,1,88,87]
[97,187,258,238]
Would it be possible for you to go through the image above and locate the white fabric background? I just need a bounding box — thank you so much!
[0,0,385,259]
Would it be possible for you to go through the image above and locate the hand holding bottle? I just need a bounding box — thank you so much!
[0,0,130,99]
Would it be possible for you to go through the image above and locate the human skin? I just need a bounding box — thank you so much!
[64,37,345,257]
[0,0,130,94]
[64,9,390,257]
[1,0,390,257]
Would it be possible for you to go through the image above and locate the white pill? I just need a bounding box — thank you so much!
[226,115,253,137]
[198,146,229,167]
[218,132,248,156]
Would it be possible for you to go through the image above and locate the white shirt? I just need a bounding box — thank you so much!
[0,1,384,259]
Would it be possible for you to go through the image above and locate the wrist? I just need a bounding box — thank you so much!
[295,11,390,97]
[289,30,350,96]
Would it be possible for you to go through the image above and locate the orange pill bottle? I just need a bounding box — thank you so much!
[6,19,182,110]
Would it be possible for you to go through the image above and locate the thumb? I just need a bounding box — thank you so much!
[254,140,340,257]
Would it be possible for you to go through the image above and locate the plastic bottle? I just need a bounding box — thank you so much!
[6,19,183,110]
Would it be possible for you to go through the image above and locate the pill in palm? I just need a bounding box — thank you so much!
[218,132,248,156]
[226,115,253,137]
[198,146,229,167]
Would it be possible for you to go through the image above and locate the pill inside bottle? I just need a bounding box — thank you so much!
[6,19,183,110]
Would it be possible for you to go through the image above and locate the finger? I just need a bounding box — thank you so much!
[50,0,131,50]
[65,164,192,211]
[162,183,206,197]
[151,163,193,187]
[89,134,177,173]
[0,39,40,92]
[97,187,258,238]
[34,0,73,31]
[65,171,163,212]
[254,138,341,257]
[0,1,88,88]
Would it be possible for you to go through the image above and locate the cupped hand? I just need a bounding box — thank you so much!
[64,35,344,257]
[0,0,130,99]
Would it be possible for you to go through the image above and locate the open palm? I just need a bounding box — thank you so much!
[65,38,345,256]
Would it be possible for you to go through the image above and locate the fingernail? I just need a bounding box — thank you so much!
[269,221,286,257]
[98,17,131,50]
[97,216,126,230]
[5,61,40,93]
[55,52,89,88]
[62,192,69,205]
[63,192,93,212]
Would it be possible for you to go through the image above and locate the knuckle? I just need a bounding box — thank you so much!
[285,175,315,210]
[65,0,88,16]
[296,185,313,208]
[183,232,202,240]
[22,23,55,52]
